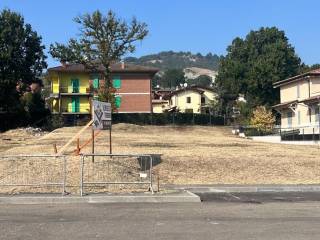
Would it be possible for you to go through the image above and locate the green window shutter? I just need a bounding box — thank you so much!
[71,79,79,93]
[92,75,99,89]
[72,97,80,112]
[112,76,121,89]
[115,96,122,108]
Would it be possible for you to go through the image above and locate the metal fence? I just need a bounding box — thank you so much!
[0,155,67,195]
[241,125,320,141]
[80,154,154,196]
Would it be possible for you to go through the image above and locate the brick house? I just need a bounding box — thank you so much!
[48,62,158,115]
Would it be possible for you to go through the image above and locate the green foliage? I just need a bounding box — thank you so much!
[301,63,320,73]
[187,75,212,87]
[20,92,50,125]
[49,10,148,111]
[234,101,252,125]
[112,113,225,125]
[125,51,221,71]
[44,114,64,130]
[216,27,303,108]
[0,9,47,113]
[159,69,185,89]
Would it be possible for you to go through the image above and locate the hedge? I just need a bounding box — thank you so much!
[111,113,225,125]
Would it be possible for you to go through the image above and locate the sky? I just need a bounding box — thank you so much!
[1,0,320,67]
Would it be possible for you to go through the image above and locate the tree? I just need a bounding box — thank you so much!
[21,88,50,126]
[49,10,148,110]
[187,75,212,87]
[0,9,47,113]
[216,27,303,108]
[250,106,275,132]
[161,69,185,89]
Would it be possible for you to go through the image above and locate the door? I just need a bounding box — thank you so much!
[72,97,80,112]
[71,79,79,93]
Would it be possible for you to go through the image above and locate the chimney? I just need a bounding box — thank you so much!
[60,60,67,68]
[121,61,125,69]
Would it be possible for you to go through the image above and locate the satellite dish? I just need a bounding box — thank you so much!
[183,83,187,87]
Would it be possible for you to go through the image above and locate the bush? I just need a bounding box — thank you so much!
[250,106,275,133]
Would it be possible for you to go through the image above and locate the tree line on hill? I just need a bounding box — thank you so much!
[1,8,320,131]
[125,51,221,71]
[152,69,213,89]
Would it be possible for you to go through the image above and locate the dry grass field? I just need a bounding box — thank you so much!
[1,123,320,193]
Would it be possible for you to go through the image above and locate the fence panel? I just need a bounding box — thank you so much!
[80,154,154,196]
[0,155,66,195]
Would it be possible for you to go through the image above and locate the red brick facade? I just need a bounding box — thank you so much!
[113,73,152,113]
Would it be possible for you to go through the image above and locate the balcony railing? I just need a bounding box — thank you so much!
[61,108,90,114]
[58,87,92,94]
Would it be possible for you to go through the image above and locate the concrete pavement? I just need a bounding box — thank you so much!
[1,202,320,240]
[0,191,200,204]
[166,184,320,193]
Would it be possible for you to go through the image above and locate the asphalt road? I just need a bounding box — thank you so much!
[1,201,320,240]
[196,191,320,203]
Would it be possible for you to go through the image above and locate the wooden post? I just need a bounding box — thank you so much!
[53,144,58,154]
[76,138,80,155]
[92,128,95,162]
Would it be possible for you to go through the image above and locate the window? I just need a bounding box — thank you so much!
[287,112,293,127]
[186,97,191,103]
[115,96,122,108]
[201,97,205,104]
[315,107,320,123]
[113,76,121,89]
[297,85,300,98]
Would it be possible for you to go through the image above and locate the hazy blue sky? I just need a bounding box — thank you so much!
[1,0,319,67]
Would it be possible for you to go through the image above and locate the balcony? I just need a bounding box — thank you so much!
[59,87,92,96]
[61,108,90,115]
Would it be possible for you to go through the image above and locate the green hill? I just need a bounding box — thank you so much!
[125,51,221,71]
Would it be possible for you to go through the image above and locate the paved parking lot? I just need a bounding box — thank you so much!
[1,201,320,240]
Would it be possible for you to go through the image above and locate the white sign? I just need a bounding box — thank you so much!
[92,100,112,130]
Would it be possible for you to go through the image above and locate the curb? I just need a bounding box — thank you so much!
[166,185,320,193]
[0,191,200,204]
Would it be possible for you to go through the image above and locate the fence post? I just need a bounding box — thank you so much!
[149,155,154,194]
[80,155,84,196]
[62,155,67,196]
[313,128,315,141]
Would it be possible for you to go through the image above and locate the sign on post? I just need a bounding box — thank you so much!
[92,100,112,130]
